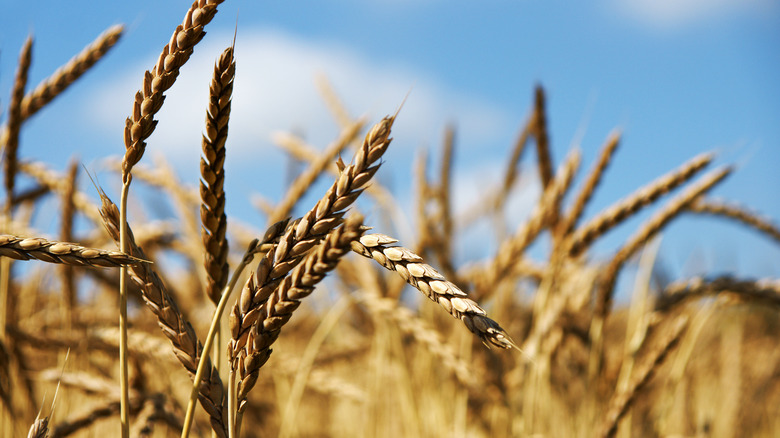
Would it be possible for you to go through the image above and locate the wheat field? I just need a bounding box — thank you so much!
[1,2,779,437]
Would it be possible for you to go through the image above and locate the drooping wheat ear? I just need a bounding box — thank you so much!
[484,148,581,289]
[228,115,395,366]
[594,167,732,319]
[20,25,123,121]
[268,118,366,225]
[201,46,234,306]
[49,396,143,438]
[0,234,139,267]
[3,36,33,206]
[26,416,48,438]
[569,152,714,256]
[687,197,780,244]
[599,316,687,438]
[655,276,780,312]
[234,215,365,412]
[532,85,554,190]
[122,0,225,181]
[351,233,515,349]
[560,130,620,236]
[97,191,228,438]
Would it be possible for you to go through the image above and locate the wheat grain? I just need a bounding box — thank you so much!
[655,276,780,312]
[532,85,554,190]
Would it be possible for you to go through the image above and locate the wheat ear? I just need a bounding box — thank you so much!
[0,235,139,267]
[228,115,394,367]
[3,36,33,207]
[532,85,554,190]
[97,191,228,438]
[655,276,780,312]
[20,25,123,121]
[351,233,515,349]
[594,167,732,319]
[201,46,234,306]
[234,215,365,414]
[560,130,620,236]
[687,197,780,244]
[569,152,713,256]
[26,417,49,438]
[122,0,225,180]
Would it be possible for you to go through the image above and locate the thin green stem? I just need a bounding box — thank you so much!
[181,239,259,438]
[118,181,131,438]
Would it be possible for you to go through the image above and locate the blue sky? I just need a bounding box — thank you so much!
[1,1,779,283]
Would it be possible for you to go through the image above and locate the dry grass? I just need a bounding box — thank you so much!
[0,3,779,438]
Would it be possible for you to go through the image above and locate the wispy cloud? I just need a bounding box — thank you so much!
[608,0,776,29]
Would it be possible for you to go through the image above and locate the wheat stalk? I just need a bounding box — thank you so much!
[97,191,228,437]
[598,316,687,438]
[351,233,514,349]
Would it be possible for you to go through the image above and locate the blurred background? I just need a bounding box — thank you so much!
[1,0,779,284]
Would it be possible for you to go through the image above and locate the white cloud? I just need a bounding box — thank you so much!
[87,29,511,186]
[609,0,776,29]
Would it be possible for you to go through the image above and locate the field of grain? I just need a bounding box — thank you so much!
[1,2,779,437]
